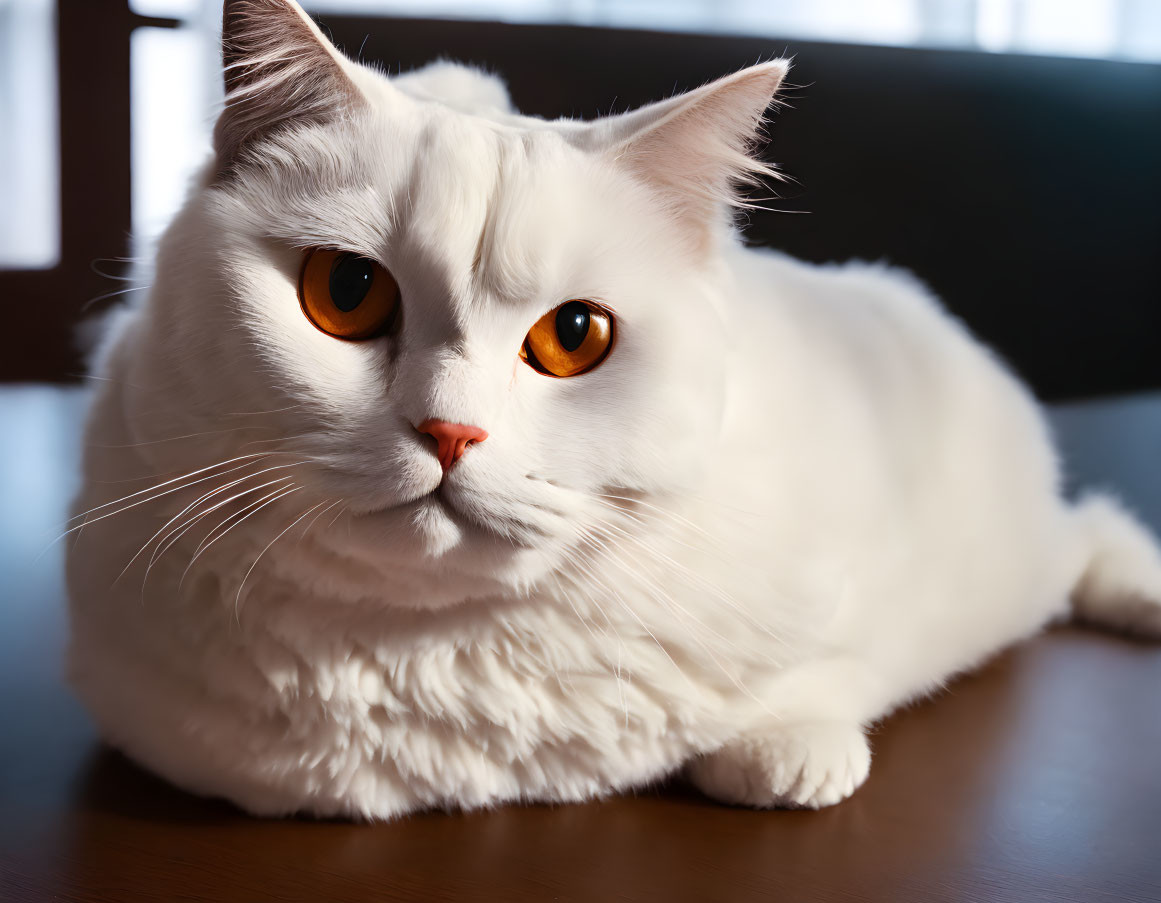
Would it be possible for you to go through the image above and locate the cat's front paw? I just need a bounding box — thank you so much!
[689,721,870,809]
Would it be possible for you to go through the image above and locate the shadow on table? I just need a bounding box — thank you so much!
[71,746,242,825]
[45,642,1052,902]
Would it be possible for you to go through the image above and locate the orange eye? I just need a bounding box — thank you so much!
[520,300,614,378]
[298,248,399,340]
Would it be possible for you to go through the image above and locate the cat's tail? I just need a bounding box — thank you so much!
[1071,492,1161,637]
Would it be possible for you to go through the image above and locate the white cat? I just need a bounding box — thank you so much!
[66,0,1161,818]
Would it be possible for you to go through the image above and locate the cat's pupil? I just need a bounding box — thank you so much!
[555,301,590,353]
[329,254,375,312]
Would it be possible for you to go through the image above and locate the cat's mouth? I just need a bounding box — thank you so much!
[356,485,460,521]
[355,485,500,537]
[348,478,553,551]
[419,485,467,519]
[427,485,547,542]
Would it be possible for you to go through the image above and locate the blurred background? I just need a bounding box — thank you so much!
[1,0,1159,396]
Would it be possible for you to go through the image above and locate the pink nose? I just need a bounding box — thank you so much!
[417,418,489,473]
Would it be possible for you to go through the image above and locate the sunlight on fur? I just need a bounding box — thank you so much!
[64,0,1161,819]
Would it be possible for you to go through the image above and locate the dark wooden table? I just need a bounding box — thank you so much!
[2,386,1160,902]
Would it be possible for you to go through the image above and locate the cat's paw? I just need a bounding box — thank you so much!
[688,721,870,809]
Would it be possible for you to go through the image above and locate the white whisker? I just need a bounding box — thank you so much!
[570,531,699,695]
[179,482,305,589]
[62,452,283,528]
[549,571,630,727]
[233,496,327,619]
[38,453,283,561]
[577,524,778,717]
[294,498,343,550]
[115,466,305,586]
[88,425,279,450]
[591,510,790,650]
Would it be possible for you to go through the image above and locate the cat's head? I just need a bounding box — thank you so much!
[124,0,787,607]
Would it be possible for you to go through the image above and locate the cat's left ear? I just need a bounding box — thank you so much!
[588,60,789,249]
[214,0,365,177]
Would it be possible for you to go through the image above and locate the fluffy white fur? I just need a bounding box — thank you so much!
[66,0,1161,818]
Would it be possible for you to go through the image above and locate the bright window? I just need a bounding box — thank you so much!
[0,0,59,269]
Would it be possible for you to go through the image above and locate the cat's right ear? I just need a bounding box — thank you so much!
[213,0,365,178]
[581,61,788,253]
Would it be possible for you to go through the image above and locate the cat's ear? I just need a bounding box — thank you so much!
[213,0,365,177]
[592,61,788,248]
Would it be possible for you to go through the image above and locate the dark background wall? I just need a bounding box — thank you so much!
[326,17,1161,402]
[3,9,1159,400]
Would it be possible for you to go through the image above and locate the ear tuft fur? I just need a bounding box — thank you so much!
[214,0,363,178]
[601,60,789,248]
